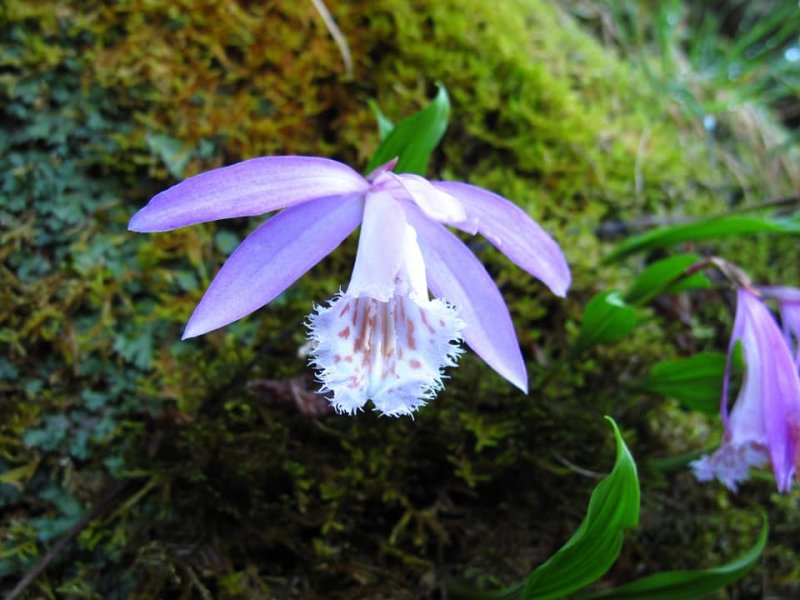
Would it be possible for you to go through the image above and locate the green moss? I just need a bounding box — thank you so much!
[1,0,798,597]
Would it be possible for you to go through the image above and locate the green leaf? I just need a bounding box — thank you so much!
[365,85,450,175]
[446,419,639,600]
[640,352,725,414]
[519,418,639,599]
[573,292,638,355]
[624,254,710,306]
[581,514,767,599]
[368,99,395,141]
[607,215,800,261]
[146,133,192,178]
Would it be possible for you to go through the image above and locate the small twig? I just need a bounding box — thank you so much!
[595,214,694,238]
[684,255,753,290]
[309,0,354,79]
[552,451,605,479]
[5,479,135,600]
[733,191,800,214]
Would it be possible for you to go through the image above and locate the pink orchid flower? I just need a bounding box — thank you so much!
[692,288,800,492]
[130,156,570,416]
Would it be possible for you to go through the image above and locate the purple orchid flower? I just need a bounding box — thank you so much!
[692,288,800,492]
[129,156,570,416]
[760,286,800,368]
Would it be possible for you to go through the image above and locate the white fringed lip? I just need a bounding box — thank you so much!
[307,292,463,416]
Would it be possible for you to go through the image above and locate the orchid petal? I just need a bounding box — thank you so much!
[404,203,528,392]
[129,156,368,232]
[393,173,467,224]
[760,286,800,365]
[779,302,800,366]
[760,286,800,303]
[346,191,407,301]
[740,290,800,492]
[724,299,768,447]
[183,194,364,338]
[399,224,429,300]
[432,181,571,297]
[719,293,749,430]
[365,157,399,182]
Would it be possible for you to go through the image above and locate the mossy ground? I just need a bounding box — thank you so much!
[1,0,798,598]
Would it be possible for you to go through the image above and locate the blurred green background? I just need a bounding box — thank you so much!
[1,0,799,597]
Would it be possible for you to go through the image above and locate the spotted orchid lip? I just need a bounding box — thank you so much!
[307,293,463,416]
[305,191,464,416]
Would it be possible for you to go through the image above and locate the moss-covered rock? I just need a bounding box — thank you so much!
[1,0,797,597]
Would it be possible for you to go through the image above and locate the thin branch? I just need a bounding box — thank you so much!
[309,0,354,79]
[6,479,136,600]
[552,451,605,479]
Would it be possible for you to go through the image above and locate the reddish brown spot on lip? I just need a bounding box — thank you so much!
[406,319,417,350]
[409,359,422,369]
[339,303,351,317]
[419,308,435,334]
[334,354,341,363]
[354,300,368,352]
[338,326,351,339]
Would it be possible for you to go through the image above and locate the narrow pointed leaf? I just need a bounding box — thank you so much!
[366,85,450,175]
[607,216,800,261]
[368,99,395,141]
[581,515,767,599]
[520,418,639,599]
[447,419,639,600]
[640,352,726,414]
[574,292,637,355]
[624,254,710,305]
